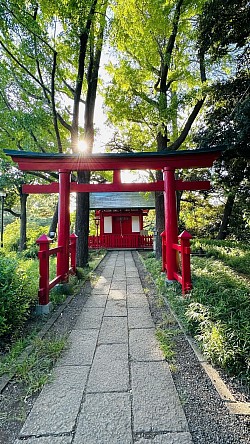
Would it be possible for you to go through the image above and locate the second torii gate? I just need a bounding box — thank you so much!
[5,147,223,306]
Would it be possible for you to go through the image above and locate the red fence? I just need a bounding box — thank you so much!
[88,234,153,249]
[161,230,192,295]
[36,233,77,309]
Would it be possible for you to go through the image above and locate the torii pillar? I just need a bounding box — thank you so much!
[57,170,71,281]
[163,168,179,281]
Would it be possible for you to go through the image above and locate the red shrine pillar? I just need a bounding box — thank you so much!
[163,168,178,281]
[57,169,71,281]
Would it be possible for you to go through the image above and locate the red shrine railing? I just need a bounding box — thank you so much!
[161,230,192,295]
[88,234,153,249]
[36,233,77,309]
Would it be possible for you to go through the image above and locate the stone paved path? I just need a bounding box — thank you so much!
[16,251,193,444]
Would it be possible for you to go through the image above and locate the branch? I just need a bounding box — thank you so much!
[62,79,86,104]
[160,0,184,92]
[57,112,72,133]
[51,51,63,152]
[0,38,50,93]
[2,1,55,52]
[168,98,205,150]
[27,171,59,182]
[4,208,20,217]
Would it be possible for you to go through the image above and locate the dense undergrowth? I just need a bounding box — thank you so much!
[142,239,250,385]
[0,245,104,344]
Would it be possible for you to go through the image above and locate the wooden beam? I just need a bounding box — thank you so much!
[5,148,223,172]
[23,179,210,194]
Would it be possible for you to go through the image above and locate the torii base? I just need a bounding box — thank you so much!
[35,303,52,315]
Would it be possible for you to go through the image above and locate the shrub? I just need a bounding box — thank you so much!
[0,254,38,338]
[3,220,49,258]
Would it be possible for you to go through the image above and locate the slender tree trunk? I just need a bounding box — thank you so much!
[216,193,236,240]
[48,201,58,237]
[19,193,28,251]
[155,131,168,259]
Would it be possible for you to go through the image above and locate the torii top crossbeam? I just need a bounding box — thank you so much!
[4,147,223,172]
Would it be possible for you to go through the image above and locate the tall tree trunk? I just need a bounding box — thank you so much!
[76,171,90,267]
[19,192,28,251]
[76,2,107,267]
[216,193,236,240]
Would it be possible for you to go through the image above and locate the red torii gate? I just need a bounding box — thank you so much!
[5,148,222,309]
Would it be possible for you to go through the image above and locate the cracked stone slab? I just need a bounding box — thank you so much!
[87,343,129,393]
[73,307,104,330]
[128,307,155,329]
[83,294,107,308]
[19,366,89,437]
[131,361,190,433]
[104,299,127,316]
[15,436,72,444]
[98,316,128,344]
[57,329,99,366]
[136,433,193,444]
[74,392,132,444]
[129,328,164,362]
[108,289,126,300]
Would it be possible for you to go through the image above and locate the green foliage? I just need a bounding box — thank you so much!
[3,220,49,257]
[0,254,38,337]
[142,246,250,383]
[155,328,176,362]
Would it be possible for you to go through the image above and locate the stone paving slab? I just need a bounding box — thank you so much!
[110,283,127,292]
[57,329,98,366]
[104,299,127,316]
[137,433,193,444]
[131,361,189,433]
[108,289,126,300]
[129,328,164,362]
[98,316,128,344]
[91,286,110,295]
[127,293,149,308]
[73,307,104,329]
[87,343,129,393]
[83,294,107,308]
[127,285,144,294]
[74,392,132,444]
[16,436,72,444]
[126,277,141,285]
[128,307,155,329]
[19,366,89,437]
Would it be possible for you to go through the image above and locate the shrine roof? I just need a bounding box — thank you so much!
[4,147,224,172]
[90,192,155,210]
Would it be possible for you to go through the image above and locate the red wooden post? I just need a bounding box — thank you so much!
[57,170,71,281]
[36,234,52,307]
[163,168,178,280]
[179,230,192,294]
[70,233,78,273]
[160,231,166,272]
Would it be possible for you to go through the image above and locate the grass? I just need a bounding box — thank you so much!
[0,336,67,397]
[191,238,250,277]
[141,240,250,385]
